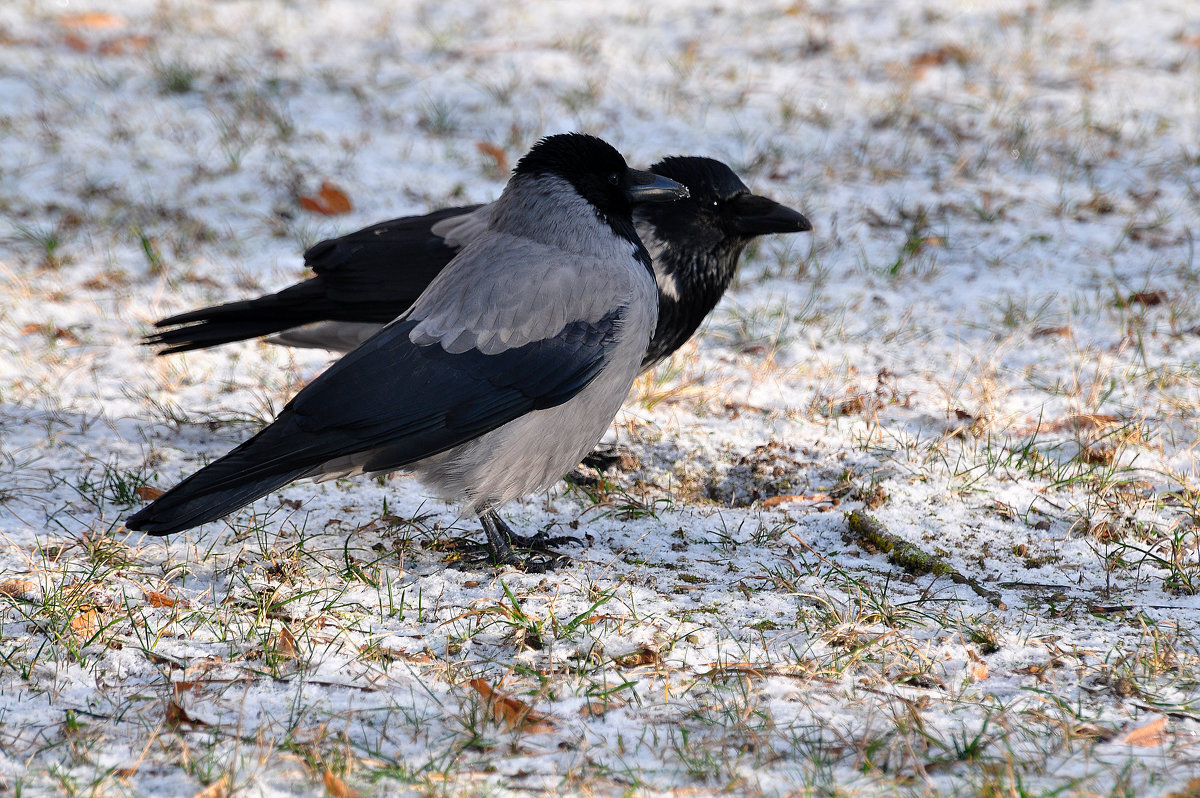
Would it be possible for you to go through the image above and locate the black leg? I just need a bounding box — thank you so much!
[467,509,575,572]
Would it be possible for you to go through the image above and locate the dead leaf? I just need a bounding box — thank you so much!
[1120,715,1168,747]
[71,607,102,638]
[144,590,176,608]
[136,485,164,500]
[910,44,971,68]
[165,698,208,728]
[191,774,231,798]
[614,647,660,668]
[97,35,152,56]
[63,33,90,52]
[761,493,833,507]
[966,649,988,680]
[275,626,297,659]
[1165,776,1200,798]
[0,579,37,599]
[476,141,509,173]
[299,181,353,215]
[19,323,79,343]
[58,12,126,29]
[1127,290,1168,306]
[468,678,554,733]
[579,699,623,716]
[323,769,359,798]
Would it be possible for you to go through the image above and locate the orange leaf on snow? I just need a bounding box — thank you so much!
[762,493,834,508]
[322,769,359,798]
[63,33,91,52]
[0,579,38,599]
[165,698,209,729]
[299,181,353,215]
[191,774,231,798]
[468,678,554,733]
[71,607,102,638]
[1120,715,1168,747]
[136,486,164,500]
[275,626,298,659]
[1165,776,1200,798]
[58,12,126,30]
[966,649,988,681]
[476,141,509,173]
[144,589,176,608]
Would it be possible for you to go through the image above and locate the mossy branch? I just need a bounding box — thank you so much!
[846,510,1006,610]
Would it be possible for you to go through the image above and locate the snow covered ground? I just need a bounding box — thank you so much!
[2,0,1200,794]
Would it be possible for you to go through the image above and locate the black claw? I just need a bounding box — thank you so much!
[461,509,576,571]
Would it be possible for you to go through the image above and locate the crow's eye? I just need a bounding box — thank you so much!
[608,172,620,186]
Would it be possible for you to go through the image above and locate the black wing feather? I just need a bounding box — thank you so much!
[145,205,481,354]
[127,310,622,535]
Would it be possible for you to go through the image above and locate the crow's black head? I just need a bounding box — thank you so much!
[639,156,812,249]
[634,157,812,369]
[514,134,688,231]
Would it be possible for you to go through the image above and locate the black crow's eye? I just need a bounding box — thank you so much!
[608,173,620,186]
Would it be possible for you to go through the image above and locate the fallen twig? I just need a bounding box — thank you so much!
[845,510,1006,610]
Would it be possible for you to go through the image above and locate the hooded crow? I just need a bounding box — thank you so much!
[145,158,812,371]
[126,133,689,569]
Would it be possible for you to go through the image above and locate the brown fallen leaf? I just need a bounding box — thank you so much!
[966,649,988,681]
[275,626,298,659]
[614,647,660,668]
[191,774,231,798]
[323,768,359,798]
[1120,715,1168,747]
[62,33,91,52]
[19,323,80,343]
[97,34,152,56]
[0,579,38,599]
[144,589,176,608]
[58,12,126,29]
[136,485,164,501]
[299,181,353,215]
[1127,290,1168,306]
[476,141,509,174]
[910,44,971,68]
[1165,775,1200,798]
[579,699,623,717]
[166,698,209,729]
[468,678,554,733]
[71,607,103,638]
[761,493,834,508]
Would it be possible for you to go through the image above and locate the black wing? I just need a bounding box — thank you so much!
[145,205,481,354]
[126,310,622,535]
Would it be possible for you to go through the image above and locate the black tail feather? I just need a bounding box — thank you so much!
[126,458,313,535]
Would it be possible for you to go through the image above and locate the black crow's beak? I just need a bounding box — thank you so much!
[624,169,690,203]
[729,194,813,235]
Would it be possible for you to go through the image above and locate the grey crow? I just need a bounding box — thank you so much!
[145,158,812,371]
[126,133,689,569]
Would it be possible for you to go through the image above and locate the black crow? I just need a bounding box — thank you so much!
[146,158,811,372]
[127,133,688,570]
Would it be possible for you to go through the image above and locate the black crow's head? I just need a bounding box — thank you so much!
[514,133,689,224]
[638,156,812,251]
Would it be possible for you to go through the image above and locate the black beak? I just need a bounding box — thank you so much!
[729,194,813,235]
[624,168,691,203]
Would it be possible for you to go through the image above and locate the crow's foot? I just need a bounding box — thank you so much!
[447,510,577,572]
